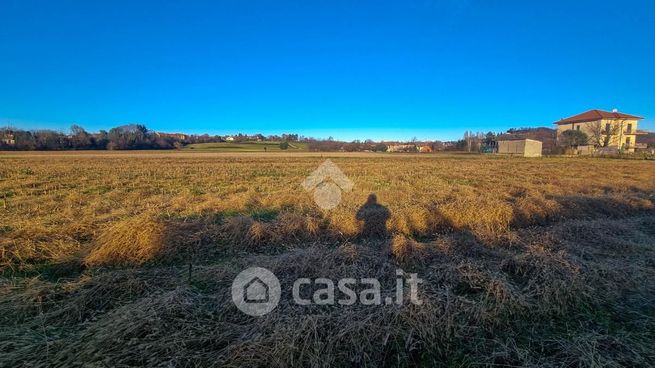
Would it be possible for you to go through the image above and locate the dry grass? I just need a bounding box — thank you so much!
[1,151,654,366]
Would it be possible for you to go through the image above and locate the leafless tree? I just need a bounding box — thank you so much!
[587,120,622,147]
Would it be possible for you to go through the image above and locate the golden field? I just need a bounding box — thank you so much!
[1,151,654,367]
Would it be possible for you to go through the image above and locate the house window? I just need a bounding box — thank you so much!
[625,137,631,147]
[627,123,632,134]
[605,123,611,133]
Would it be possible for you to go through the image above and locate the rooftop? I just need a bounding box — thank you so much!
[555,109,643,125]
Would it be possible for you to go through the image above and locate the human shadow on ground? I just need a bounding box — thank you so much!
[356,194,391,240]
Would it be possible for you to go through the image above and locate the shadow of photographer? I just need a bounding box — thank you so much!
[356,194,391,239]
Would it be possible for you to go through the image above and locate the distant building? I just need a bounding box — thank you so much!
[497,139,542,157]
[1,131,15,146]
[387,144,416,153]
[555,109,644,153]
[442,141,455,149]
[154,132,186,140]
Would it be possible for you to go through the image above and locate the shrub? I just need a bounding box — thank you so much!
[559,129,589,147]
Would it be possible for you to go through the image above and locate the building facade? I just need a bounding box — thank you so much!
[1,131,16,146]
[554,109,644,153]
[387,144,416,153]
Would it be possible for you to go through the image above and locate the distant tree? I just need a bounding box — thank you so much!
[2,123,198,151]
[20,131,38,150]
[454,139,467,151]
[279,141,289,150]
[431,141,444,151]
[33,130,69,150]
[463,131,475,152]
[70,124,92,149]
[373,143,388,152]
[308,139,342,151]
[282,133,298,142]
[483,131,496,146]
[108,124,150,149]
[94,130,109,149]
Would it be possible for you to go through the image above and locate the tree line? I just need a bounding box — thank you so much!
[0,124,311,151]
[6,124,610,153]
[1,124,450,152]
[0,124,215,150]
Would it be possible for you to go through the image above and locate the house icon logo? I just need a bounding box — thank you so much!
[231,267,281,316]
[302,159,354,210]
[244,276,269,303]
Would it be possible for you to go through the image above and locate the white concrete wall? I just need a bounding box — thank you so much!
[498,140,542,157]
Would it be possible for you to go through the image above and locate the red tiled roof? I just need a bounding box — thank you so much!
[554,109,643,125]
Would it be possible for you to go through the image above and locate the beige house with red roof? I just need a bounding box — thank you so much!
[555,109,644,152]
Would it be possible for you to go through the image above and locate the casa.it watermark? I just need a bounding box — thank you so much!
[232,267,423,316]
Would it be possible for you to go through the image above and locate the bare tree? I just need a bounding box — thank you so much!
[464,131,473,152]
[587,120,622,147]
[70,124,91,149]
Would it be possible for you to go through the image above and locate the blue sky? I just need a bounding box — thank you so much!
[1,0,654,141]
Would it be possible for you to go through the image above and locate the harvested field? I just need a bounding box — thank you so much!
[1,151,654,366]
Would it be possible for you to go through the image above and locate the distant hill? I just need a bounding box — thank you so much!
[638,132,655,147]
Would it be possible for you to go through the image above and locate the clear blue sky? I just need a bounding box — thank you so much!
[1,0,654,141]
